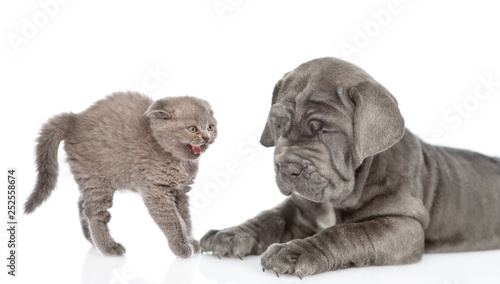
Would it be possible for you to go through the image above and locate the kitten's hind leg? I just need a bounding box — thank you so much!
[82,187,125,256]
[141,188,194,258]
[78,197,93,245]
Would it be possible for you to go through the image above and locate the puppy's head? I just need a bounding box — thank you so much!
[261,58,404,207]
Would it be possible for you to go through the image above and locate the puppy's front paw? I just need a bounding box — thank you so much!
[200,228,261,259]
[261,240,325,279]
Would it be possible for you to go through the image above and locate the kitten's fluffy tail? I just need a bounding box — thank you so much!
[24,113,73,214]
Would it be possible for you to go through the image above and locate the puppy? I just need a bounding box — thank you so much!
[200,57,500,278]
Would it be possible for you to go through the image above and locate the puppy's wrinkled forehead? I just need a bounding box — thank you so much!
[274,57,373,108]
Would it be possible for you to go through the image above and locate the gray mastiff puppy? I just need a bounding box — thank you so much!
[200,57,500,278]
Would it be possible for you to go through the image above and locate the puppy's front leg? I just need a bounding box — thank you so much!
[200,196,319,259]
[141,188,194,258]
[261,216,424,278]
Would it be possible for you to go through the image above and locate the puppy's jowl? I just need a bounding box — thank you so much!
[25,92,217,257]
[201,57,500,278]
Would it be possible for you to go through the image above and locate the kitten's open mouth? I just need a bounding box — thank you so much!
[186,144,202,155]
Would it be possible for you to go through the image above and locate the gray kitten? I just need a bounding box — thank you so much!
[24,92,217,257]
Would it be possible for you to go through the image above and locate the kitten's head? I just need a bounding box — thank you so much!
[144,96,217,161]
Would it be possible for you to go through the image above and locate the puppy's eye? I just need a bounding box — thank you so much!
[208,124,215,131]
[309,120,323,134]
[187,126,197,133]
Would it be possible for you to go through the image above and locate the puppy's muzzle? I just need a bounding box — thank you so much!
[276,153,318,181]
[279,163,303,182]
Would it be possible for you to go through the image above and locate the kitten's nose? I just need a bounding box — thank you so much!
[202,136,210,143]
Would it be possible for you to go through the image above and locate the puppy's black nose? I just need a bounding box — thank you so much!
[279,163,303,182]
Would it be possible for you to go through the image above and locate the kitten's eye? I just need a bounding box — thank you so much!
[187,126,197,133]
[208,124,215,131]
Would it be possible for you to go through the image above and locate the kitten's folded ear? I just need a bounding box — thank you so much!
[143,109,172,120]
[143,100,173,120]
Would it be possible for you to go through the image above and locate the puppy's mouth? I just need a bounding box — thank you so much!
[276,167,330,202]
[186,144,202,155]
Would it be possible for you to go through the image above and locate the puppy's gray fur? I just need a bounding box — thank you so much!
[200,58,500,277]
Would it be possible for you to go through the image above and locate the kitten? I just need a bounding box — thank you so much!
[24,91,217,257]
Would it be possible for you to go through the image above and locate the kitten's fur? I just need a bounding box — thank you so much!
[24,92,217,257]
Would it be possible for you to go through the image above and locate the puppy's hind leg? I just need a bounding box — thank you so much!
[81,184,125,256]
[78,196,93,245]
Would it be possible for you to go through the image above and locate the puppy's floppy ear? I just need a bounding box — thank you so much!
[260,79,284,147]
[260,120,274,147]
[143,100,173,120]
[349,81,405,166]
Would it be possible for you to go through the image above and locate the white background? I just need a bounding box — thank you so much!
[1,0,500,283]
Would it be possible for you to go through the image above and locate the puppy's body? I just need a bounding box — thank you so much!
[415,136,500,252]
[200,58,500,277]
[345,131,500,252]
[25,92,217,257]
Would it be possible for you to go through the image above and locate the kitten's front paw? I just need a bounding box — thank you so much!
[261,240,325,279]
[171,241,195,258]
[189,238,200,254]
[200,228,261,259]
[99,242,126,257]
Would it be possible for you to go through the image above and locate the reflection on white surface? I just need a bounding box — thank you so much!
[75,244,500,284]
[81,248,128,284]
[164,256,198,284]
